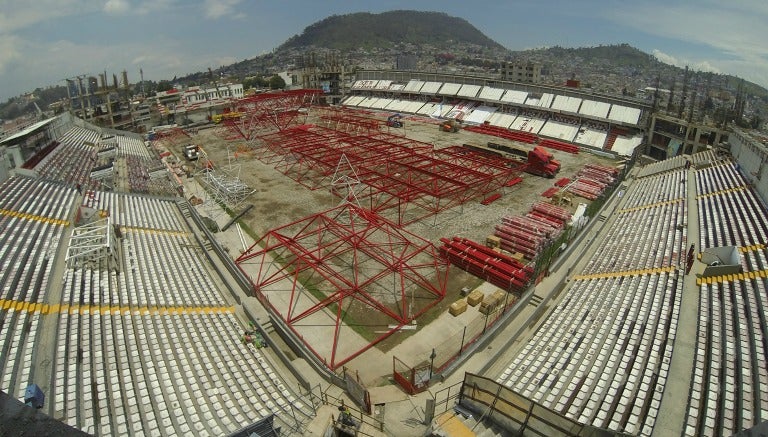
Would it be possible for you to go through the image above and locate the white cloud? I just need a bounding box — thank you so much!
[0,1,96,33]
[651,49,720,74]
[203,0,244,20]
[605,1,768,88]
[0,34,23,74]
[104,0,131,14]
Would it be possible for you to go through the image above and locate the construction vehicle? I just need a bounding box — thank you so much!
[439,118,461,132]
[211,111,243,123]
[183,144,200,161]
[525,146,560,178]
[386,113,404,128]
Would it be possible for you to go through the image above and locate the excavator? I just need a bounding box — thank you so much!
[439,118,461,133]
[386,113,404,128]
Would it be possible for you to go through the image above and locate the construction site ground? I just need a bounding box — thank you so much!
[156,110,622,435]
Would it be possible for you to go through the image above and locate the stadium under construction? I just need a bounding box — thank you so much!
[1,71,767,437]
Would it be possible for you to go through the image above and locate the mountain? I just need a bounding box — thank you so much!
[279,10,505,51]
[3,12,767,124]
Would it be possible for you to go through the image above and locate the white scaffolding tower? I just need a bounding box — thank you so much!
[194,146,255,218]
[330,153,364,209]
[65,217,120,271]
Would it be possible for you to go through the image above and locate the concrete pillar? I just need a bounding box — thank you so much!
[691,128,703,154]
[424,398,435,425]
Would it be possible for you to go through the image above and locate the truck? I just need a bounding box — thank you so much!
[439,119,461,132]
[525,146,560,178]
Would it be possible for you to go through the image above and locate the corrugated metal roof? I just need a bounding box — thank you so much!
[0,116,57,145]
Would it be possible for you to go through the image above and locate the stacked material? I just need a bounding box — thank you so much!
[439,237,533,292]
[449,299,468,316]
[464,124,538,144]
[566,164,618,200]
[538,138,579,154]
[494,202,569,259]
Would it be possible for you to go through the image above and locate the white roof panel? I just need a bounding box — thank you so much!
[403,80,425,93]
[438,82,462,96]
[420,82,442,94]
[456,84,481,99]
[500,90,528,104]
[478,87,505,102]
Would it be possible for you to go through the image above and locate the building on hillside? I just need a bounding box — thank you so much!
[500,61,542,84]
[180,83,244,108]
[396,53,418,71]
[150,83,243,125]
[646,113,726,160]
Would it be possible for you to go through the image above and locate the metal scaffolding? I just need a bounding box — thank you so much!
[235,204,449,371]
[195,146,255,212]
[65,217,120,271]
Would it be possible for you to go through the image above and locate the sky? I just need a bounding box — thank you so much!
[1,0,767,102]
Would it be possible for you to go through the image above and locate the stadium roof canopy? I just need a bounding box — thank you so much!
[0,117,57,145]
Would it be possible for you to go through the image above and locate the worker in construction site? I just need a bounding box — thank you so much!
[338,403,356,427]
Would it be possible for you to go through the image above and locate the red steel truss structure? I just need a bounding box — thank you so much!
[152,126,190,141]
[249,124,526,225]
[315,107,383,135]
[222,89,322,141]
[235,204,449,370]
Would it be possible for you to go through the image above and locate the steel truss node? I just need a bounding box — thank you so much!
[235,204,449,370]
[317,107,383,135]
[65,217,120,271]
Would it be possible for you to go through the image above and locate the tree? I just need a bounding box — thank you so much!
[157,80,173,92]
[268,75,286,90]
[703,96,714,111]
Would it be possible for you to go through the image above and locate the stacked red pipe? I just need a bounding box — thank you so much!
[439,237,533,291]
[566,164,618,200]
[538,139,579,154]
[464,124,538,144]
[494,202,570,259]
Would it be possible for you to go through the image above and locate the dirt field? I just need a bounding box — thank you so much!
[167,112,619,246]
[158,109,621,364]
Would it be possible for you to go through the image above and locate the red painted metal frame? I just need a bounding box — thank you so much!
[235,204,449,371]
[153,126,190,141]
[317,107,383,134]
[222,89,322,140]
[247,125,524,225]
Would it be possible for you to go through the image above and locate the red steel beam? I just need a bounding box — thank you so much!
[235,204,448,370]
